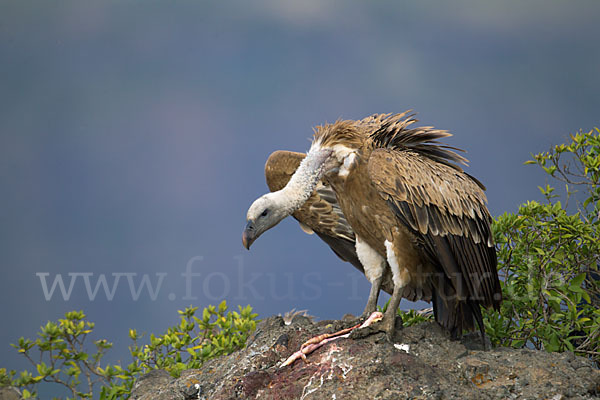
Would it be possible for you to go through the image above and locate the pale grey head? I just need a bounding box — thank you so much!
[243,191,294,249]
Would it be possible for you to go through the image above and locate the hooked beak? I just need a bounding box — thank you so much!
[242,220,256,250]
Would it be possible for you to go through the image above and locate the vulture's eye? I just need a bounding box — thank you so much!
[261,209,269,217]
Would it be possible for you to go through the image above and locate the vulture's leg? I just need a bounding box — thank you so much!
[381,239,410,340]
[382,283,403,339]
[362,276,382,317]
[355,236,385,318]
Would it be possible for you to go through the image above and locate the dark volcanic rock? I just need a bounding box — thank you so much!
[130,316,600,399]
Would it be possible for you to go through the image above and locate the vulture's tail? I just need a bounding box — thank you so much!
[432,289,487,347]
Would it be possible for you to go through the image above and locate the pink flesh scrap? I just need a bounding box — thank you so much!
[279,311,383,368]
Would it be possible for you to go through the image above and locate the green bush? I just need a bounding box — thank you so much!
[484,128,600,363]
[0,301,258,399]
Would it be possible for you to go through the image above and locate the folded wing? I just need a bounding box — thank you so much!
[368,147,501,335]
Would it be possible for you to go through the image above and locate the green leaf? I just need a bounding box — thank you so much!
[570,272,586,288]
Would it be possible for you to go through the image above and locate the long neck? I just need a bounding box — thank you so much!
[277,148,332,214]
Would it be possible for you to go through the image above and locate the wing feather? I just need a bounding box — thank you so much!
[368,148,501,310]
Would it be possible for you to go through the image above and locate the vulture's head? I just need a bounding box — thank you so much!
[243,192,291,249]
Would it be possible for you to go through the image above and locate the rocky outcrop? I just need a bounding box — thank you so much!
[0,387,21,400]
[130,315,600,399]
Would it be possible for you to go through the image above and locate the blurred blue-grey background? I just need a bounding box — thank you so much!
[1,1,599,396]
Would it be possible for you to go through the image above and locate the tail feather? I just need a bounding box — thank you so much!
[432,286,486,345]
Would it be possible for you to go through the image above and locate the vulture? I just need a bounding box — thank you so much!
[243,112,502,340]
[263,150,395,304]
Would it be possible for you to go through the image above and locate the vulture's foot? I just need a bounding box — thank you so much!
[280,311,383,368]
[381,313,398,342]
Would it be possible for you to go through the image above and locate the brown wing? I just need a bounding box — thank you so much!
[265,151,371,278]
[368,148,501,333]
